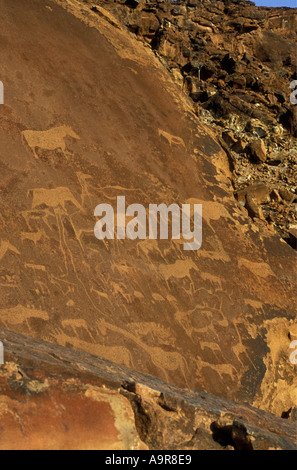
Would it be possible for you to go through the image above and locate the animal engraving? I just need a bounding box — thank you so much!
[158,129,186,148]
[22,126,80,159]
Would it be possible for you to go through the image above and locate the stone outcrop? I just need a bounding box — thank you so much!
[0,328,296,450]
[0,0,296,449]
[84,0,297,243]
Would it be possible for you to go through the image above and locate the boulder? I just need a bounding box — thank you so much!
[248,139,267,162]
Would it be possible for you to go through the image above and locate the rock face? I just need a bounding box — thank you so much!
[0,0,296,448]
[88,0,297,242]
[0,328,296,450]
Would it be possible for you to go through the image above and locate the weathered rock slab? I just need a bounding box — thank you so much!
[0,329,296,450]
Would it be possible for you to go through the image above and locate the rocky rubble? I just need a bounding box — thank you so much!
[84,0,297,245]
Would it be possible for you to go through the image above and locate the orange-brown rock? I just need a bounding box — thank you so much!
[248,140,267,163]
[0,328,296,450]
[0,0,296,448]
[94,0,297,239]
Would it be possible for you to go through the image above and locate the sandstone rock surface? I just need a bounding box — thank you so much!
[0,0,296,449]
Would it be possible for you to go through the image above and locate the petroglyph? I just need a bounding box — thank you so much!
[199,272,222,288]
[28,187,83,212]
[0,241,20,261]
[238,259,275,279]
[24,263,46,272]
[62,318,90,336]
[21,126,80,160]
[0,305,49,328]
[185,198,232,226]
[51,331,134,367]
[159,259,197,281]
[158,129,186,148]
[76,172,93,206]
[21,231,44,245]
[137,239,167,262]
[0,0,295,419]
